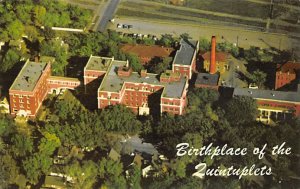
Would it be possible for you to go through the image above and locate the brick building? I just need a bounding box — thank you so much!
[9,60,81,118]
[275,61,300,90]
[97,58,188,115]
[202,36,228,74]
[120,44,174,64]
[84,56,188,115]
[9,60,51,117]
[233,87,300,124]
[83,56,111,93]
[172,39,199,79]
[195,36,220,90]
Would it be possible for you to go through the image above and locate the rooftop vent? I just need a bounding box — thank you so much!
[271,93,275,96]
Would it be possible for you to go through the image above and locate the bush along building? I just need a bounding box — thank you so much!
[9,60,80,118]
[84,39,199,115]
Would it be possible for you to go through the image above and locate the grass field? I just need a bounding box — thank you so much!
[117,0,300,34]
[185,0,273,19]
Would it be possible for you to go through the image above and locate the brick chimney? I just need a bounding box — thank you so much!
[209,36,217,74]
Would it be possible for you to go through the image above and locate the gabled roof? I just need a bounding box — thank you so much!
[121,44,173,58]
[277,61,300,74]
[173,39,198,66]
[202,52,228,62]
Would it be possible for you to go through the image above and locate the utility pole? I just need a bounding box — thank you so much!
[266,0,274,32]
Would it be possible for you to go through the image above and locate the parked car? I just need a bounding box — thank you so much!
[128,25,133,29]
[122,24,128,29]
[117,24,122,28]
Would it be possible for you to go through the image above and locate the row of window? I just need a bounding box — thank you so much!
[13,99,30,104]
[162,101,180,106]
[14,103,31,109]
[175,67,189,71]
[125,86,156,92]
[49,80,79,86]
[125,92,149,97]
[162,106,180,111]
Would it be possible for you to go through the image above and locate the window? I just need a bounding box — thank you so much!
[19,99,24,103]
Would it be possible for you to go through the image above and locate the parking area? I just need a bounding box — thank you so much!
[108,17,295,51]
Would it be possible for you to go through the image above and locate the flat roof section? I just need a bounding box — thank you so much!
[85,56,112,71]
[233,88,300,103]
[173,39,198,66]
[195,73,219,86]
[99,59,186,98]
[163,78,186,98]
[10,61,48,92]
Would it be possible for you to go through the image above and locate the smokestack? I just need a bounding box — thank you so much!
[209,36,216,74]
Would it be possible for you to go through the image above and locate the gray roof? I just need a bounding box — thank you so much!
[99,59,186,98]
[10,61,48,92]
[173,39,198,66]
[233,88,300,103]
[85,56,112,71]
[195,73,219,86]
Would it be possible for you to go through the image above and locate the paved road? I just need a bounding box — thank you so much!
[97,0,121,32]
[110,18,299,51]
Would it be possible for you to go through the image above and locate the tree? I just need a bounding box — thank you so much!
[225,96,258,125]
[127,164,141,189]
[170,159,186,178]
[180,33,191,41]
[149,57,173,74]
[158,34,175,47]
[172,177,203,189]
[0,49,20,73]
[11,133,33,157]
[22,153,52,184]
[248,69,267,88]
[38,132,61,156]
[40,39,69,76]
[32,5,46,26]
[6,19,24,40]
[187,88,219,111]
[0,153,19,187]
[24,25,39,41]
[199,38,211,52]
[16,4,32,25]
[65,161,97,189]
[99,105,142,134]
[127,53,142,72]
[98,157,126,189]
